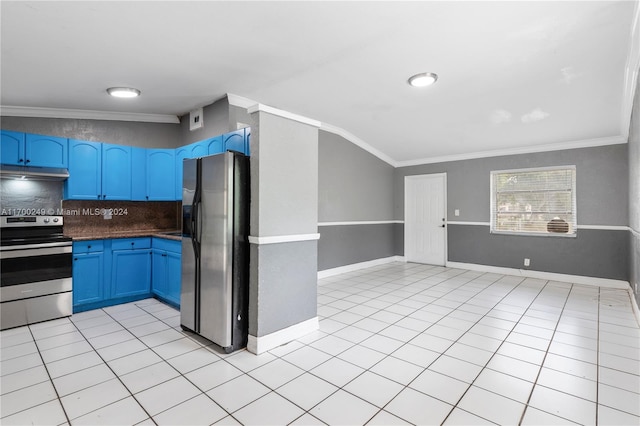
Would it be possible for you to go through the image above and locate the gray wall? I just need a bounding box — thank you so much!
[317,131,396,270]
[628,76,640,305]
[395,144,630,281]
[0,116,181,149]
[178,97,230,145]
[248,111,318,338]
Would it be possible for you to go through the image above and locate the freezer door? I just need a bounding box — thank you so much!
[198,153,234,347]
[180,158,198,332]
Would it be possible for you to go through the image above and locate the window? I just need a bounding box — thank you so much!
[490,166,576,236]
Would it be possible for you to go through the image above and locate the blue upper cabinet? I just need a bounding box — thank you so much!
[65,140,131,200]
[102,144,132,200]
[206,136,224,155]
[1,130,26,165]
[131,147,147,201]
[1,131,68,167]
[66,140,102,199]
[147,149,175,200]
[25,134,68,168]
[245,128,251,156]
[223,129,246,154]
[175,141,208,200]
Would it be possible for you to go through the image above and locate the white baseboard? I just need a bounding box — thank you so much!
[318,256,405,279]
[446,261,630,290]
[247,317,319,355]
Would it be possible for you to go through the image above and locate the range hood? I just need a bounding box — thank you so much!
[0,165,69,181]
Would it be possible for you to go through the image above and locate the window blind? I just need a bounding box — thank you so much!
[490,166,577,236]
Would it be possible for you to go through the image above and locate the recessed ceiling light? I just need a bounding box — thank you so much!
[408,72,438,87]
[107,87,141,98]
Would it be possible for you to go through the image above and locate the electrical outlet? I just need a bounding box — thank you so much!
[454,209,460,217]
[524,258,530,267]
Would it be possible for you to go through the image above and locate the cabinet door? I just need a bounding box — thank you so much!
[65,140,102,200]
[223,130,246,154]
[245,128,251,156]
[166,250,182,306]
[73,252,104,306]
[25,134,68,168]
[206,136,223,155]
[0,130,25,165]
[146,149,176,200]
[102,144,132,200]
[131,147,147,201]
[112,249,151,298]
[175,147,190,201]
[151,249,168,299]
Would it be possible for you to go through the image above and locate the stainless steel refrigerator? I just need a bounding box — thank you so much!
[180,151,249,353]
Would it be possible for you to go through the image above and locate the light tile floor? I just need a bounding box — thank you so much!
[1,262,639,425]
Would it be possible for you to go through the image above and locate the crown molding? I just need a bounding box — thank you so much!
[319,123,398,167]
[395,135,627,168]
[0,105,180,124]
[226,93,257,109]
[246,103,321,128]
[621,0,640,139]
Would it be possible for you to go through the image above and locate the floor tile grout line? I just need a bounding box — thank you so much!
[21,322,72,425]
[517,282,590,425]
[63,307,160,425]
[97,303,245,424]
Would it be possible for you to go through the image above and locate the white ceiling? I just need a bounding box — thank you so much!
[1,1,638,166]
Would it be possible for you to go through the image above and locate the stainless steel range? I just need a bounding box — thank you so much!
[0,216,73,330]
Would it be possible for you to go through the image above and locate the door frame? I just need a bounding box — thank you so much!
[404,173,448,266]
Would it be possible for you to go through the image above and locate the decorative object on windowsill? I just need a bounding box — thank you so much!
[547,217,569,233]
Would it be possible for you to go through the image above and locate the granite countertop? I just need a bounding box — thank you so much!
[65,229,182,242]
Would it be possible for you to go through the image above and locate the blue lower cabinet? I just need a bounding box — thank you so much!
[151,238,181,307]
[73,252,104,306]
[72,238,153,312]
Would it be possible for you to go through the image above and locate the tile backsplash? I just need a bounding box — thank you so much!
[62,200,180,237]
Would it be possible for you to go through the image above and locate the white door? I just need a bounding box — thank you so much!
[404,173,447,265]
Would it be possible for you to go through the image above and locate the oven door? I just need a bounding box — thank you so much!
[0,242,73,329]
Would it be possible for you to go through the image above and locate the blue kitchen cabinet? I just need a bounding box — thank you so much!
[223,129,246,154]
[102,143,132,200]
[206,136,224,155]
[25,134,68,168]
[245,128,251,156]
[111,238,151,298]
[66,140,102,199]
[146,149,175,200]
[131,147,147,201]
[175,141,208,200]
[65,140,131,200]
[151,238,181,307]
[1,130,24,165]
[72,240,105,309]
[1,131,68,168]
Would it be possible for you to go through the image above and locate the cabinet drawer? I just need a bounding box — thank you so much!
[111,237,151,250]
[73,240,104,254]
[152,237,181,253]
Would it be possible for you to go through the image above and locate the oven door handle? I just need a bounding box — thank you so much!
[0,245,72,259]
[0,241,73,251]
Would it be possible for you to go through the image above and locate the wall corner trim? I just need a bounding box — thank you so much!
[0,105,180,124]
[446,261,630,289]
[249,233,320,245]
[318,256,405,279]
[247,317,319,354]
